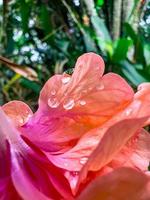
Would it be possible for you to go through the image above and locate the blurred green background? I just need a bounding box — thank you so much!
[0,0,150,110]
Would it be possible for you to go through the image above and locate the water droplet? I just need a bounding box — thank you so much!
[48,98,59,108]
[64,162,68,167]
[80,157,88,165]
[125,108,132,116]
[72,171,79,176]
[63,99,75,110]
[51,89,56,95]
[82,89,87,94]
[96,83,104,90]
[79,100,86,106]
[62,76,71,84]
[19,118,24,124]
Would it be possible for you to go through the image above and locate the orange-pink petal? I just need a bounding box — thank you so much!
[77,168,150,200]
[110,128,150,172]
[26,53,134,154]
[2,101,33,127]
[78,117,148,184]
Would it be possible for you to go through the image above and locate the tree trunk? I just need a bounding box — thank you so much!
[112,0,122,40]
[122,0,134,22]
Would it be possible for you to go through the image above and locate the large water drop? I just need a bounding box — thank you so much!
[63,99,75,110]
[48,97,59,108]
[51,89,56,95]
[62,76,71,84]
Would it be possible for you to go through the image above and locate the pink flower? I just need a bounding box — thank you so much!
[1,53,150,199]
[0,105,72,199]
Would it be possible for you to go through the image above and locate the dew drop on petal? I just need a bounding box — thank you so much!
[66,171,79,195]
[79,100,86,106]
[125,108,133,116]
[19,118,24,124]
[96,83,104,90]
[51,89,56,95]
[82,89,87,94]
[63,99,75,110]
[72,171,79,176]
[64,162,69,167]
[62,76,71,84]
[48,97,59,108]
[80,157,88,165]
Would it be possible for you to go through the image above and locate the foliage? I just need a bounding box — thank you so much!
[0,0,150,109]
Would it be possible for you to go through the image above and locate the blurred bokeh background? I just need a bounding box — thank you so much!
[0,0,150,110]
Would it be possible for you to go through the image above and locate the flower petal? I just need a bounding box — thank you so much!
[110,128,150,172]
[2,101,33,127]
[24,53,134,153]
[78,117,148,184]
[134,83,150,124]
[0,108,73,199]
[77,168,150,200]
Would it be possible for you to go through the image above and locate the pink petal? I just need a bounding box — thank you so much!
[78,117,148,184]
[134,82,150,124]
[0,108,72,199]
[110,128,150,172]
[77,167,150,200]
[2,101,33,127]
[23,53,134,153]
[48,127,105,171]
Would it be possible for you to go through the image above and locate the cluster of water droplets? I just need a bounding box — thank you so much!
[47,76,105,110]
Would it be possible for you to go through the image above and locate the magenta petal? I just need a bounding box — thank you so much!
[0,108,73,199]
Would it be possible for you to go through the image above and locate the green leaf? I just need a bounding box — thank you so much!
[144,44,150,66]
[120,61,149,86]
[55,39,70,52]
[112,38,132,62]
[83,31,98,52]
[124,23,145,64]
[91,16,111,42]
[20,0,31,32]
[124,23,137,42]
[90,16,111,53]
[20,78,41,94]
[96,0,104,6]
[40,5,53,41]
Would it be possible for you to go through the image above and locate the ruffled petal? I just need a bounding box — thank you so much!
[2,101,33,126]
[110,128,150,172]
[23,53,133,153]
[78,117,148,184]
[0,108,72,199]
[77,168,150,200]
[38,53,133,120]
